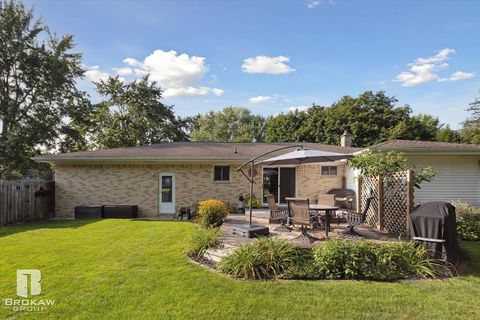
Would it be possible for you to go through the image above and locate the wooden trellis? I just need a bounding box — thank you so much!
[357,170,414,237]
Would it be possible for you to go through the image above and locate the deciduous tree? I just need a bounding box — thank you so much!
[190,107,265,142]
[460,93,480,144]
[0,0,89,178]
[91,76,188,149]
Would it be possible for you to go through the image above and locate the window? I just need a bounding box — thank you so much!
[214,165,230,181]
[321,166,337,176]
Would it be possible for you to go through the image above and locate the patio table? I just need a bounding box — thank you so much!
[309,204,339,237]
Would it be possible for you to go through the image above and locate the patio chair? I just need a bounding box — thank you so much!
[318,193,340,226]
[343,196,374,237]
[287,198,319,243]
[326,188,356,210]
[266,194,292,232]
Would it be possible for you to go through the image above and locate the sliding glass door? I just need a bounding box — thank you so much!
[262,167,296,204]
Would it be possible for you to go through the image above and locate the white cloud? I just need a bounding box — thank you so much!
[283,106,309,113]
[440,71,475,82]
[121,50,207,88]
[211,88,224,96]
[84,65,111,83]
[123,57,141,67]
[86,49,223,98]
[414,48,455,64]
[163,86,224,98]
[242,56,295,74]
[306,0,335,8]
[307,0,321,8]
[394,48,474,86]
[249,96,272,104]
[113,67,134,76]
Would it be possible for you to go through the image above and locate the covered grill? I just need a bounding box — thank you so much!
[410,201,460,266]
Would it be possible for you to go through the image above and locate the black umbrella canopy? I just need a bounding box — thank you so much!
[258,149,353,166]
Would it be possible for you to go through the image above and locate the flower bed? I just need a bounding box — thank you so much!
[216,238,451,281]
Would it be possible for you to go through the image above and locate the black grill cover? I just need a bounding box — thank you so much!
[410,201,460,266]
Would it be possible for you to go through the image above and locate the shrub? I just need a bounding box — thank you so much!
[451,201,480,241]
[184,227,221,259]
[457,219,480,241]
[218,238,301,280]
[243,195,262,209]
[226,202,239,214]
[312,240,378,280]
[197,199,229,227]
[281,249,321,280]
[452,201,480,221]
[189,202,200,220]
[346,150,436,189]
[312,240,445,280]
[373,241,448,280]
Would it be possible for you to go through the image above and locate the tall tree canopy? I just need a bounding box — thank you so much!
[389,114,440,141]
[190,107,266,142]
[436,125,462,143]
[264,91,442,147]
[321,91,412,146]
[0,0,90,178]
[265,109,309,142]
[91,76,188,149]
[460,93,480,144]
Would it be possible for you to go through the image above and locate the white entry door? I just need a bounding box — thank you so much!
[159,173,175,214]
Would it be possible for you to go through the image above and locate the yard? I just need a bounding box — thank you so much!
[0,220,479,320]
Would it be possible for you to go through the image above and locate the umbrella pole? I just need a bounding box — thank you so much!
[234,144,303,238]
[249,161,254,226]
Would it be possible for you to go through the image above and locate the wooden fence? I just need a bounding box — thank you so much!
[0,180,54,226]
[357,170,414,237]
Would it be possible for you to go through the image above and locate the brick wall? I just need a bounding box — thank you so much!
[297,164,345,200]
[54,162,345,218]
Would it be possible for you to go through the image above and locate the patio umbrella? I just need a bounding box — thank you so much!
[258,148,353,166]
[235,146,353,238]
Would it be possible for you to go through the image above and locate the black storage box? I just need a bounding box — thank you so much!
[75,205,104,219]
[232,224,270,238]
[103,205,138,218]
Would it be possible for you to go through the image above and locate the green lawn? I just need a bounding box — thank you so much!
[0,220,479,320]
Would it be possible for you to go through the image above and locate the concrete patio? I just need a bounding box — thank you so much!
[220,210,398,248]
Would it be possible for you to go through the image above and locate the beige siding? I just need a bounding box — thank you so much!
[345,165,360,193]
[407,155,480,206]
[54,162,345,218]
[345,155,480,207]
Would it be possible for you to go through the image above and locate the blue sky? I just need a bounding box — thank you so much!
[28,0,480,128]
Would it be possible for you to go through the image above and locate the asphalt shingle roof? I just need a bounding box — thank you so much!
[34,140,480,163]
[34,142,362,163]
[369,139,480,152]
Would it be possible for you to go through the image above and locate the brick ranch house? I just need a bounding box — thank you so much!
[34,137,480,218]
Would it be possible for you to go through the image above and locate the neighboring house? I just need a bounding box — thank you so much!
[34,136,480,218]
[367,140,480,207]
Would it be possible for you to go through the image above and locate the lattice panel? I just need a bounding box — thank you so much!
[383,172,409,236]
[359,171,413,237]
[360,176,379,228]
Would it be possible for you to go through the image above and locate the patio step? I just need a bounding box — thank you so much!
[204,244,236,263]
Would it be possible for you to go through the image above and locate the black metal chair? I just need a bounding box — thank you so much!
[343,197,374,237]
